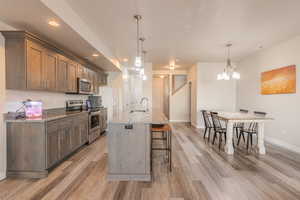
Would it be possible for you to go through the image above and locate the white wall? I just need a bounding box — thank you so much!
[169,83,190,122]
[0,21,12,180]
[152,77,164,114]
[153,70,190,122]
[189,63,237,128]
[237,35,300,153]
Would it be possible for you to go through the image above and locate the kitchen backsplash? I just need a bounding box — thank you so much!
[4,90,88,113]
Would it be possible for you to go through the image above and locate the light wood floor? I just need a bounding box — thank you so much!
[1,123,300,200]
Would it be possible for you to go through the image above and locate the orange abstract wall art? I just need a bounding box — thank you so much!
[261,65,296,95]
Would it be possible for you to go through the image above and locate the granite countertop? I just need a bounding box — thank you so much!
[109,109,168,124]
[5,108,89,123]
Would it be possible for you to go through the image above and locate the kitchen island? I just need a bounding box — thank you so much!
[107,109,168,181]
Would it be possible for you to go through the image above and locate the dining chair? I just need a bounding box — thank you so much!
[201,110,213,142]
[210,112,227,150]
[234,109,249,142]
[237,111,267,150]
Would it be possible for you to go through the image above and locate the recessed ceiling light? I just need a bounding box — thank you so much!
[123,58,128,62]
[92,53,99,57]
[48,20,60,27]
[160,75,164,78]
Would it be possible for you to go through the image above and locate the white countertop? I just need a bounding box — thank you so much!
[109,109,168,124]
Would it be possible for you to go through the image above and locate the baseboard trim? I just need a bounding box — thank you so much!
[265,137,300,154]
[0,172,6,181]
[191,122,203,129]
[169,120,190,123]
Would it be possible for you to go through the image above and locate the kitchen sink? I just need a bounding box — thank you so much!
[130,109,147,113]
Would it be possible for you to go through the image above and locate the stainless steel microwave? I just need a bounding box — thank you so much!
[78,78,92,94]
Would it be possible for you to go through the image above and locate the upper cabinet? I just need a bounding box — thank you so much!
[57,55,69,92]
[2,31,105,94]
[67,60,77,93]
[43,49,58,91]
[99,72,108,86]
[26,40,44,90]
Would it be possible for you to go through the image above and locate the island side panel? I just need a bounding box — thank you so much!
[6,122,46,172]
[107,123,151,181]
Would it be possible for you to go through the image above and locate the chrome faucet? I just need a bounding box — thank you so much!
[140,97,149,112]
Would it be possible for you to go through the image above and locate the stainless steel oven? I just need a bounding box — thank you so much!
[88,109,102,143]
[89,111,101,132]
[78,78,92,94]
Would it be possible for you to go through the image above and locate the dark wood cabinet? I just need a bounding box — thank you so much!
[6,112,89,178]
[2,31,106,93]
[26,40,44,90]
[43,49,58,91]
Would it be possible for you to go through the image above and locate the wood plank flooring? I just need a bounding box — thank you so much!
[1,123,300,200]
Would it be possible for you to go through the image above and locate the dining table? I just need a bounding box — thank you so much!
[216,112,273,155]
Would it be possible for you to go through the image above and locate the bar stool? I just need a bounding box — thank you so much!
[151,124,172,172]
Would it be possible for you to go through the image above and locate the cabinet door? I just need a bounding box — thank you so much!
[79,116,89,144]
[103,74,108,85]
[83,67,88,79]
[26,40,44,90]
[77,64,84,79]
[87,69,94,82]
[94,72,99,94]
[59,119,72,158]
[57,55,68,92]
[68,61,77,93]
[70,117,81,150]
[43,49,58,91]
[46,121,60,168]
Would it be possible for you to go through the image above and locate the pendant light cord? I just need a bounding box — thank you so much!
[136,16,140,57]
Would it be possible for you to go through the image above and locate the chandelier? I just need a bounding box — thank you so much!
[217,44,240,80]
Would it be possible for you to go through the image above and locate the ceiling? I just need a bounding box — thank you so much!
[65,0,300,70]
[1,0,300,71]
[0,0,120,71]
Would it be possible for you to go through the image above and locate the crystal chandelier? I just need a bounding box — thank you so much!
[217,44,240,80]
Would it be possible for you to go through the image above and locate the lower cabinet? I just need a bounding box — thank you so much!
[46,121,60,168]
[59,121,72,159]
[6,112,89,178]
[47,114,88,169]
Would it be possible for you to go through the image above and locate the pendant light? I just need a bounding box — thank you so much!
[217,44,240,80]
[134,15,142,67]
[141,50,147,80]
